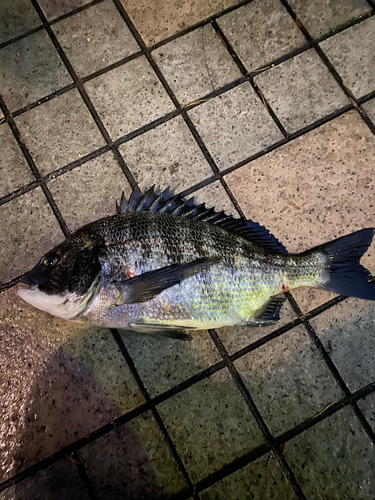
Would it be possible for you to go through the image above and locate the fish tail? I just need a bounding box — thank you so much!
[308,228,375,300]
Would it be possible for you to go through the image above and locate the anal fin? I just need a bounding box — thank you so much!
[247,294,286,326]
[129,322,194,340]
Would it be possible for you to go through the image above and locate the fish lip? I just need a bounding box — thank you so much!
[18,275,39,291]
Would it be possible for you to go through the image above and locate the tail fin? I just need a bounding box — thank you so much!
[313,228,375,300]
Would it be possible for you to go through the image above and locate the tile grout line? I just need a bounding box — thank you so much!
[208,329,308,500]
[70,451,99,500]
[110,329,200,500]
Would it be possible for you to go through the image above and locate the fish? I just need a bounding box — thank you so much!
[17,186,375,340]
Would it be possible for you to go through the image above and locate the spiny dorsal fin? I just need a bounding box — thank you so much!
[115,187,288,253]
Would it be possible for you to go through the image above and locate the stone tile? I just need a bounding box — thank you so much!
[225,111,375,312]
[0,288,144,481]
[15,90,105,176]
[235,324,343,436]
[188,82,283,171]
[0,188,63,284]
[362,97,375,123]
[285,406,375,499]
[217,0,306,72]
[53,1,140,78]
[0,0,41,45]
[200,453,297,500]
[78,411,187,499]
[191,180,238,216]
[0,458,90,500]
[321,17,375,99]
[120,329,221,397]
[288,0,371,39]
[48,152,132,232]
[218,299,297,355]
[0,30,72,111]
[310,298,375,392]
[85,56,174,139]
[153,24,241,105]
[38,0,92,20]
[0,123,34,198]
[157,368,265,483]
[357,392,375,434]
[119,116,212,192]
[120,0,243,46]
[254,49,349,133]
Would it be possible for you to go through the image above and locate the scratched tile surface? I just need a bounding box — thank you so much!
[1,0,375,498]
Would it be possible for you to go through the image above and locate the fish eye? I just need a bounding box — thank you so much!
[43,255,59,268]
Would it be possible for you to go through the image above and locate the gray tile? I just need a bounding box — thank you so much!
[357,392,375,434]
[217,0,306,72]
[0,188,63,284]
[119,116,212,192]
[362,97,375,123]
[15,90,105,176]
[310,298,375,392]
[285,406,375,500]
[0,0,41,45]
[188,82,283,171]
[191,180,238,216]
[53,0,140,77]
[85,56,174,139]
[0,288,144,481]
[225,111,375,313]
[288,0,371,39]
[78,411,187,499]
[255,49,349,133]
[0,30,72,111]
[120,329,221,397]
[218,299,297,355]
[321,16,375,99]
[38,0,92,20]
[48,152,132,232]
[153,24,241,105]
[0,123,34,198]
[201,453,297,500]
[0,458,90,500]
[157,368,265,483]
[235,324,343,436]
[120,0,242,46]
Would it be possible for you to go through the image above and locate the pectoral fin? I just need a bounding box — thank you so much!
[129,322,194,340]
[111,257,220,307]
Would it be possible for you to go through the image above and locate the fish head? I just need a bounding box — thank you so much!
[17,230,105,320]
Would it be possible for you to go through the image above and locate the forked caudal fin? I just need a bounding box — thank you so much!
[310,228,375,300]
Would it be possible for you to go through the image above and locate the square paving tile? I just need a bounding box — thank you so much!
[119,116,212,192]
[284,406,375,500]
[188,82,283,171]
[0,30,72,111]
[38,0,92,20]
[254,49,349,133]
[310,298,375,392]
[225,111,375,313]
[321,16,375,99]
[288,0,371,39]
[190,179,238,215]
[0,457,90,500]
[153,24,241,105]
[48,152,132,232]
[120,329,221,397]
[217,0,306,72]
[0,288,144,481]
[157,368,265,483]
[200,453,297,500]
[0,0,41,45]
[0,188,64,284]
[120,0,242,46]
[85,56,174,139]
[0,123,34,198]
[357,392,375,434]
[362,97,375,123]
[15,89,105,176]
[234,324,343,436]
[53,0,140,78]
[78,411,187,499]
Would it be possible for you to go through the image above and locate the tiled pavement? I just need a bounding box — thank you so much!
[0,0,375,498]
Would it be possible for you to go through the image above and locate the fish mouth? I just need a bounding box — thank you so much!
[18,274,40,291]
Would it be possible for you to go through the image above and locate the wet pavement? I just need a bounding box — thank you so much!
[0,0,375,498]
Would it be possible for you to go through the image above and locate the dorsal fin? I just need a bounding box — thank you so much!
[115,187,287,253]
